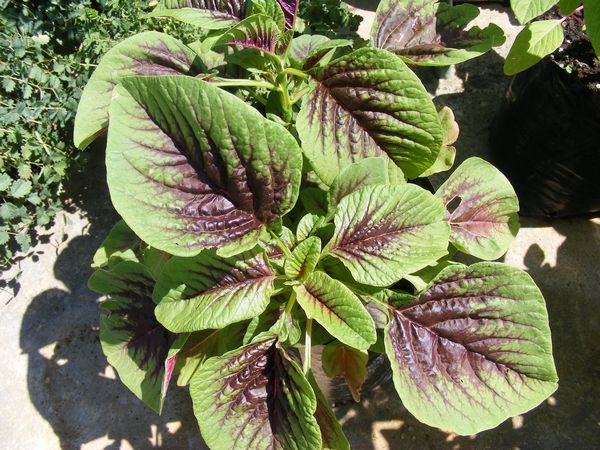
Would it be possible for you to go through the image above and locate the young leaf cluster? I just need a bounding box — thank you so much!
[505,0,600,74]
[81,0,557,447]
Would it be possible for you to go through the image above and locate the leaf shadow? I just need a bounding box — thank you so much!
[20,147,207,449]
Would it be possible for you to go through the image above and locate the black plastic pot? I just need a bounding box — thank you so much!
[490,58,600,218]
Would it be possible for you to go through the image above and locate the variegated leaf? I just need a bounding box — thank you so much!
[297,47,443,183]
[216,14,282,54]
[327,184,450,287]
[148,0,244,28]
[385,262,557,435]
[154,248,277,332]
[106,76,302,257]
[88,261,177,413]
[191,337,322,450]
[372,0,505,66]
[74,32,199,149]
[294,271,376,350]
[436,157,519,260]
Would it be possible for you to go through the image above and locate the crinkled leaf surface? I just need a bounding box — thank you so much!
[106,76,302,257]
[436,157,519,260]
[154,248,276,332]
[92,220,140,268]
[510,0,557,24]
[285,236,321,280]
[504,20,564,75]
[88,261,177,413]
[216,14,282,54]
[289,34,331,62]
[328,157,404,215]
[385,262,557,435]
[294,271,376,350]
[148,0,244,28]
[74,32,199,149]
[191,337,322,450]
[372,0,505,66]
[307,371,350,450]
[322,341,368,402]
[297,47,443,183]
[327,184,450,287]
[247,0,286,30]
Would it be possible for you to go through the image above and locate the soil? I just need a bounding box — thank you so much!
[544,7,600,91]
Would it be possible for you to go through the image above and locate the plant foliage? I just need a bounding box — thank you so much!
[81,0,556,447]
[0,0,194,267]
[506,0,600,74]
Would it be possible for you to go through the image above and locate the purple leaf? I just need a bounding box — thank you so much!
[385,262,557,434]
[149,0,245,28]
[371,0,505,66]
[106,76,302,257]
[191,337,322,449]
[88,261,178,413]
[216,14,281,54]
[74,32,199,149]
[436,157,520,260]
[277,0,300,29]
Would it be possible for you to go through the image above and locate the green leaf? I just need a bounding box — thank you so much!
[385,262,557,435]
[584,0,600,56]
[322,341,368,402]
[294,271,376,350]
[0,174,12,191]
[2,78,15,93]
[306,371,351,450]
[0,203,21,221]
[421,106,458,177]
[504,20,564,75]
[154,248,276,332]
[147,0,244,29]
[297,47,443,183]
[511,0,558,24]
[285,236,321,280]
[328,157,405,215]
[175,322,247,386]
[92,220,140,269]
[372,1,506,66]
[74,32,200,149]
[15,233,31,253]
[0,228,9,246]
[296,213,324,242]
[9,179,32,198]
[106,76,302,257]
[247,0,286,31]
[191,337,322,450]
[436,157,520,260]
[327,184,450,287]
[88,262,177,414]
[559,0,581,15]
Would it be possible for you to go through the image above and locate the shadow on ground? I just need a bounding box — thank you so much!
[20,149,206,449]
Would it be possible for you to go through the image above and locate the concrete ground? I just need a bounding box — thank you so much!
[2,3,600,449]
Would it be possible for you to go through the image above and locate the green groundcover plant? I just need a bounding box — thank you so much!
[79,0,556,447]
[505,0,600,74]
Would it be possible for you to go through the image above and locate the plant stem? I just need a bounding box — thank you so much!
[285,291,297,315]
[283,67,309,80]
[303,319,313,374]
[210,79,276,90]
[269,230,292,258]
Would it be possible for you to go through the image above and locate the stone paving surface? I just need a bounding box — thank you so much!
[2,3,600,449]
